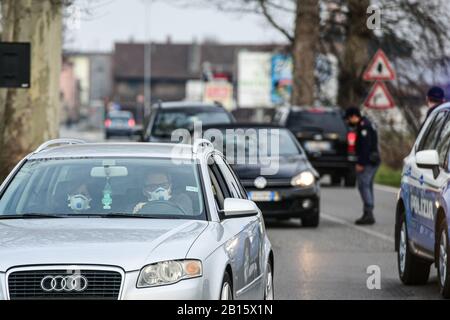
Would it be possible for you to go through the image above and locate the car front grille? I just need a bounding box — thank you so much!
[8,269,122,300]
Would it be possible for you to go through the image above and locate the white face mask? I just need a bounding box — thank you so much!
[68,194,91,212]
[146,187,171,201]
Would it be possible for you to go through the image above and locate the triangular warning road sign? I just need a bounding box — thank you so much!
[364,82,395,109]
[363,49,396,81]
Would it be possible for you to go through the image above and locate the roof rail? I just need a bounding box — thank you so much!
[34,139,86,153]
[192,139,214,154]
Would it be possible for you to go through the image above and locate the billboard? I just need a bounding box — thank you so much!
[271,54,293,105]
[237,52,272,108]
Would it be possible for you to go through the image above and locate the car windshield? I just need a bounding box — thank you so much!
[153,109,232,137]
[213,128,302,159]
[287,110,347,134]
[0,158,206,220]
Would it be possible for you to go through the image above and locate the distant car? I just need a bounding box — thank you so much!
[201,124,320,227]
[104,111,136,140]
[0,139,273,300]
[141,101,235,142]
[274,106,357,186]
[396,102,450,298]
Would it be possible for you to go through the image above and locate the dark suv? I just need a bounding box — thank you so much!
[141,101,235,142]
[274,106,357,186]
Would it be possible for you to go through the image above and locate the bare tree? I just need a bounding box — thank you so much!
[164,0,450,124]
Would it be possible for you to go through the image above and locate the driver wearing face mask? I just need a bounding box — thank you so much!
[67,182,92,212]
[133,171,193,215]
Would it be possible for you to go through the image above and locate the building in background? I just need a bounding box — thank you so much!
[112,41,288,116]
[60,52,112,127]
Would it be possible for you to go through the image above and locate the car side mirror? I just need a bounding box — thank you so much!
[416,150,440,178]
[222,198,259,218]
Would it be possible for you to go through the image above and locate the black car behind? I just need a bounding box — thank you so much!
[201,124,321,227]
[274,106,357,186]
[141,101,235,142]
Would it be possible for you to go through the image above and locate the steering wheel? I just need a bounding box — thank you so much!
[138,200,187,216]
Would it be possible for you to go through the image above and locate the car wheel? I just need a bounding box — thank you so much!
[344,171,356,187]
[220,272,233,300]
[264,262,274,300]
[302,213,320,228]
[397,214,430,285]
[437,219,450,298]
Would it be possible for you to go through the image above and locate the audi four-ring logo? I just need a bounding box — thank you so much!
[40,275,88,292]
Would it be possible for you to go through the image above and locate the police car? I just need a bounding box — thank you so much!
[396,102,450,298]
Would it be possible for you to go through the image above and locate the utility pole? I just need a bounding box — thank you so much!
[144,0,152,118]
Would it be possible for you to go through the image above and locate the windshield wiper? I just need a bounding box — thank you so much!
[103,213,183,219]
[59,212,183,219]
[0,213,66,219]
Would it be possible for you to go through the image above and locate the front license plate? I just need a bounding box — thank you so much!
[248,191,280,202]
[304,141,332,152]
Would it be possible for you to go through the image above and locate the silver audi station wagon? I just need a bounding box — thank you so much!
[0,139,273,300]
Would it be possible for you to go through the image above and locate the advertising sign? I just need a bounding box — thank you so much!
[271,54,293,105]
[203,80,234,110]
[238,52,272,108]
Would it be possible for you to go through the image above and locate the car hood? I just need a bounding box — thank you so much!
[0,218,208,272]
[231,155,314,180]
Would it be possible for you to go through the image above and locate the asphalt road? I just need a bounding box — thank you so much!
[60,125,442,300]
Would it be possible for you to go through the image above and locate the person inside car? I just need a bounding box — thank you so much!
[133,171,193,215]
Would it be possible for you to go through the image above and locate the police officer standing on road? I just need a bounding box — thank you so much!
[425,86,445,120]
[345,107,381,226]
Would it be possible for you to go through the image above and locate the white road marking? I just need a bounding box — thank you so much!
[374,184,399,194]
[322,212,394,244]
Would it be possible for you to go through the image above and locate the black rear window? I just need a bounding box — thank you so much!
[287,110,347,134]
[153,108,233,137]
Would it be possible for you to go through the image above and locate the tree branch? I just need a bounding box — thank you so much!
[258,0,294,42]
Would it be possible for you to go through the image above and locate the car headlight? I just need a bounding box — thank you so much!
[137,260,202,288]
[291,171,315,187]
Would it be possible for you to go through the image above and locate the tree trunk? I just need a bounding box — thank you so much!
[0,0,62,181]
[291,0,319,106]
[337,0,373,108]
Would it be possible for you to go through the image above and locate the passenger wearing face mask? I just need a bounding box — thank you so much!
[133,171,193,215]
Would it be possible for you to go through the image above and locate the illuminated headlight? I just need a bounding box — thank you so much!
[137,260,202,288]
[291,171,315,187]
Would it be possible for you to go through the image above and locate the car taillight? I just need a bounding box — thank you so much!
[104,119,112,128]
[128,119,135,127]
[347,131,357,154]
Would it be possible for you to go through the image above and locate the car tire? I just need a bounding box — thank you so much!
[220,272,233,300]
[302,213,320,228]
[437,219,450,299]
[397,214,431,285]
[344,171,357,187]
[264,262,274,300]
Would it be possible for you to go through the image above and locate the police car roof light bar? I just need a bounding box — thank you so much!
[35,139,86,153]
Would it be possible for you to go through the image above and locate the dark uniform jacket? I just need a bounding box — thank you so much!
[355,117,380,166]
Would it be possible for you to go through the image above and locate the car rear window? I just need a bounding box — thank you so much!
[287,110,347,135]
[153,109,233,138]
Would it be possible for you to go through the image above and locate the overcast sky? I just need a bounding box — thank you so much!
[64,0,289,51]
